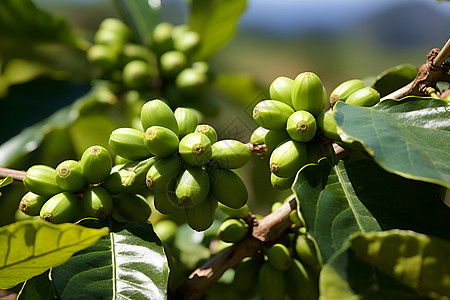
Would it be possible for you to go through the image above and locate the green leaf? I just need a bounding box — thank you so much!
[189,0,246,60]
[0,220,108,289]
[114,0,161,46]
[292,159,381,263]
[320,230,450,299]
[371,64,418,98]
[52,221,168,299]
[0,176,13,189]
[17,270,57,300]
[334,98,450,189]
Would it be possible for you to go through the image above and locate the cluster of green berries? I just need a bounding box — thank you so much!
[19,146,151,224]
[109,99,251,231]
[250,72,380,190]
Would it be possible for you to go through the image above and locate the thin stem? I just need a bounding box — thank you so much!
[0,167,26,182]
[433,39,450,67]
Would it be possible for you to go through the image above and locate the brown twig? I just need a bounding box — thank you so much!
[0,167,26,182]
[174,198,296,300]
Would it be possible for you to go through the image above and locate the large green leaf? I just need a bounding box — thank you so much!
[292,159,381,263]
[320,230,450,299]
[17,270,57,300]
[0,220,108,289]
[334,98,450,188]
[371,64,418,98]
[114,0,161,46]
[189,0,246,61]
[52,221,168,299]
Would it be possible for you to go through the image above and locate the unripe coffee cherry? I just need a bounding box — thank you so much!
[152,22,174,53]
[94,29,128,49]
[171,24,189,41]
[143,126,179,157]
[218,218,248,243]
[250,126,269,145]
[55,160,86,192]
[346,86,380,107]
[317,112,341,142]
[112,193,152,222]
[174,107,199,138]
[179,132,212,166]
[146,155,184,191]
[40,191,80,224]
[82,186,113,218]
[153,189,179,215]
[122,60,152,89]
[264,129,290,153]
[210,140,251,169]
[270,140,307,178]
[252,99,295,131]
[175,167,210,207]
[191,61,210,75]
[270,173,294,190]
[218,202,250,219]
[159,50,188,78]
[23,165,63,196]
[286,110,317,142]
[295,233,320,267]
[109,127,151,161]
[86,44,118,70]
[208,168,248,209]
[258,263,285,300]
[195,124,218,144]
[80,145,112,184]
[121,43,154,64]
[263,243,292,271]
[173,30,200,55]
[98,18,132,43]
[269,76,294,107]
[329,79,366,104]
[175,68,208,95]
[140,99,179,134]
[284,258,314,299]
[102,169,136,195]
[232,258,263,296]
[184,195,218,231]
[123,156,158,193]
[19,191,48,216]
[291,72,327,116]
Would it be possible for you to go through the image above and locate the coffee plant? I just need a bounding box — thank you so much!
[0,0,449,299]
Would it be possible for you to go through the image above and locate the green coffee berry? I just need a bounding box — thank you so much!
[122,60,152,89]
[258,263,285,300]
[175,167,210,207]
[23,165,63,196]
[146,155,184,190]
[252,99,295,130]
[295,234,320,267]
[102,169,136,195]
[284,258,314,300]
[209,168,248,209]
[329,79,366,104]
[143,126,179,157]
[270,173,294,190]
[112,193,152,222]
[86,44,118,70]
[286,110,317,142]
[174,107,199,138]
[269,76,294,107]
[98,18,132,42]
[19,191,48,216]
[250,126,269,145]
[191,61,210,75]
[82,186,113,218]
[264,129,290,153]
[55,160,86,192]
[210,140,251,169]
[171,24,189,41]
[159,50,188,78]
[263,243,292,271]
[175,68,208,95]
[178,132,212,166]
[93,29,128,48]
[140,99,179,134]
[218,218,248,243]
[80,145,112,184]
[291,71,327,116]
[185,195,218,231]
[109,127,151,161]
[195,124,218,144]
[152,22,174,53]
[173,30,200,55]
[153,189,179,215]
[346,86,380,107]
[153,219,178,244]
[317,112,341,142]
[269,140,307,178]
[40,191,80,224]
[217,202,250,219]
[232,258,263,296]
[121,43,154,64]
[123,156,157,193]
